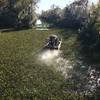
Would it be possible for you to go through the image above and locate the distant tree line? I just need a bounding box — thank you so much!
[40,0,89,29]
[0,0,39,28]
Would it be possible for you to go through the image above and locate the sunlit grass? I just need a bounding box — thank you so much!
[0,28,83,99]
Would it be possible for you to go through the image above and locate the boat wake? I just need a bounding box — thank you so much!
[38,50,73,78]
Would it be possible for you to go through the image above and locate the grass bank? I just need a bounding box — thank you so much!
[0,28,83,100]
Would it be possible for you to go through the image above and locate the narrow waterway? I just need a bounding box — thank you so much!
[38,49,100,96]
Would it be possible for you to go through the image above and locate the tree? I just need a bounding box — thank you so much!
[40,0,89,29]
[61,0,89,28]
[0,0,39,28]
[40,6,61,27]
[79,3,100,62]
[12,0,39,28]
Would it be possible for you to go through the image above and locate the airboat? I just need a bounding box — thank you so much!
[44,35,62,50]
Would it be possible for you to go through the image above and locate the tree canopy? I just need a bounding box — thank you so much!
[40,0,89,29]
[0,0,39,28]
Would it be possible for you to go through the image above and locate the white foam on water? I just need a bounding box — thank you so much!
[55,57,73,78]
[38,50,73,78]
[38,50,60,66]
[41,50,59,60]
